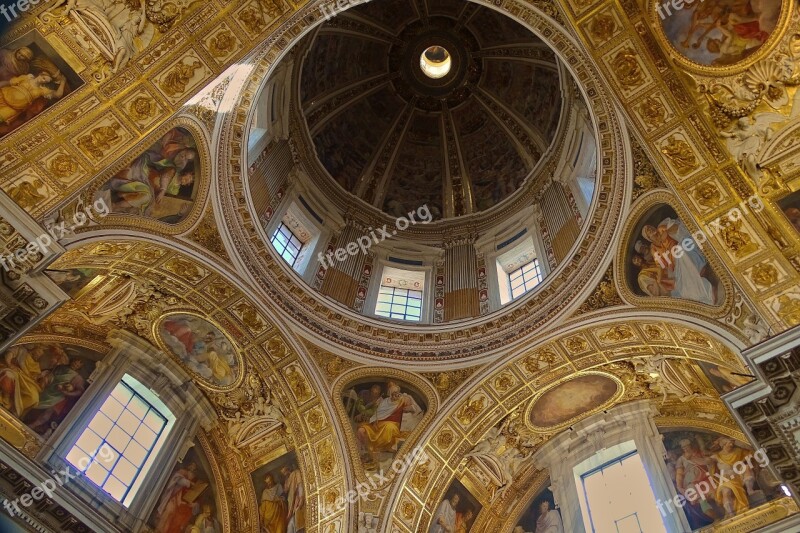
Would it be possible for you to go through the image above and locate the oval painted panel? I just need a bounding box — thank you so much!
[529,374,619,429]
[156,313,241,389]
[658,1,782,68]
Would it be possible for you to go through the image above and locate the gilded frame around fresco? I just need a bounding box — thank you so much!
[152,310,245,393]
[331,366,438,487]
[524,371,625,433]
[648,0,794,75]
[79,116,211,236]
[613,189,735,317]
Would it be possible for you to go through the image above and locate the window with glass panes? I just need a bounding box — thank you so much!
[66,380,167,505]
[270,223,303,267]
[375,285,423,321]
[509,258,543,299]
[580,451,666,533]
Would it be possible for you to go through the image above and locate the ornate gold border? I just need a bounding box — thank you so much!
[648,0,794,75]
[215,0,631,362]
[331,366,438,487]
[614,189,733,317]
[151,310,245,393]
[524,371,625,433]
[80,116,211,236]
[12,334,110,356]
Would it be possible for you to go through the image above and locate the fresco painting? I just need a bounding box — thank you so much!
[312,87,401,191]
[659,0,782,66]
[430,478,481,533]
[300,33,390,102]
[148,441,221,533]
[95,127,199,224]
[513,481,564,533]
[697,361,752,394]
[661,429,781,530]
[383,111,444,219]
[453,104,529,212]
[342,378,426,473]
[0,32,83,139]
[0,342,100,437]
[626,204,725,305]
[529,374,618,428]
[45,268,101,298]
[778,189,800,234]
[251,451,306,533]
[157,314,240,388]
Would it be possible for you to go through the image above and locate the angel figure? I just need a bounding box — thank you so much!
[633,355,706,405]
[493,446,534,502]
[254,395,285,424]
[46,0,153,73]
[720,115,783,184]
[220,410,244,444]
[113,6,148,72]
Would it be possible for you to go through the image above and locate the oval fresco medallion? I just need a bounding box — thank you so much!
[657,0,785,69]
[155,313,242,390]
[527,373,621,430]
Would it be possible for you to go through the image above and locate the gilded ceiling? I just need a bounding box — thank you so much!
[1,0,800,532]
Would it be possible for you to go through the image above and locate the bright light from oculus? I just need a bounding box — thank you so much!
[420,46,451,79]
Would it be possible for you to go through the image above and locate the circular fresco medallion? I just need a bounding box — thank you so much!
[527,373,622,430]
[155,313,242,390]
[655,0,788,71]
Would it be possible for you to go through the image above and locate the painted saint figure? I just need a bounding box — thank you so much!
[97,127,198,224]
[430,493,459,533]
[534,500,563,533]
[281,464,305,533]
[628,207,723,306]
[154,462,201,533]
[711,437,756,518]
[355,381,422,466]
[259,473,288,533]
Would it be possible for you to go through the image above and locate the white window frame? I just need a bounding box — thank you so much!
[65,374,175,508]
[265,189,332,282]
[366,259,433,324]
[575,443,667,533]
[375,283,424,322]
[248,60,293,166]
[476,211,550,311]
[271,221,305,268]
[39,331,216,530]
[530,401,691,533]
[508,257,543,301]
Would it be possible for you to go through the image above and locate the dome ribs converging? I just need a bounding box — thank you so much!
[297,0,566,220]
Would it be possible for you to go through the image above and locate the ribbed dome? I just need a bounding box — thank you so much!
[299,0,563,220]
